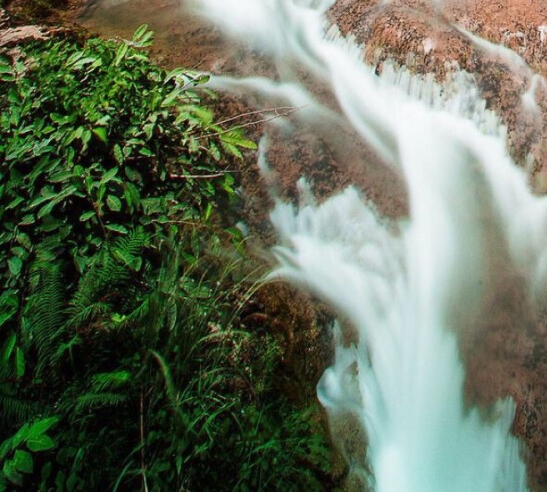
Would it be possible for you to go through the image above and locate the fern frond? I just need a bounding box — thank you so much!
[89,370,131,393]
[64,301,111,331]
[73,392,128,414]
[69,231,150,326]
[112,227,150,270]
[69,251,129,313]
[0,391,41,427]
[21,253,66,377]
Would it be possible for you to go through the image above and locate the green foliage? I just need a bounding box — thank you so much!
[0,416,59,490]
[1,240,330,491]
[0,25,331,491]
[0,25,252,299]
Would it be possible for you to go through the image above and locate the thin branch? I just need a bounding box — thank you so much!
[195,105,308,140]
[168,171,237,180]
[214,106,301,127]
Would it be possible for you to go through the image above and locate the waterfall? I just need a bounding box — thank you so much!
[194,0,545,489]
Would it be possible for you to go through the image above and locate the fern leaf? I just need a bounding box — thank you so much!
[21,253,66,377]
[0,392,41,427]
[73,392,128,414]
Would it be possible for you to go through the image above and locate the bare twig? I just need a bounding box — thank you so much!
[214,106,301,126]
[168,171,237,180]
[195,105,308,140]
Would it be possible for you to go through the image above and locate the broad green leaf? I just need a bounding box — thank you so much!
[179,104,213,124]
[220,141,243,159]
[132,24,154,48]
[0,293,18,327]
[50,113,75,125]
[27,435,56,453]
[143,123,155,140]
[0,72,15,82]
[55,470,66,490]
[10,423,30,449]
[2,334,16,362]
[101,167,118,184]
[124,182,141,210]
[27,417,60,440]
[73,165,84,177]
[233,137,257,150]
[204,202,213,221]
[92,127,108,144]
[19,214,36,226]
[114,43,128,66]
[29,187,57,208]
[161,89,182,108]
[0,438,12,460]
[124,166,141,183]
[16,232,32,250]
[71,56,98,70]
[11,246,25,258]
[138,147,153,157]
[41,218,64,232]
[113,144,124,165]
[13,450,33,474]
[15,348,25,378]
[8,256,22,276]
[0,61,14,76]
[81,129,92,147]
[132,24,149,42]
[164,67,187,83]
[40,462,52,484]
[7,196,24,210]
[105,224,128,234]
[49,171,73,183]
[74,255,87,274]
[2,460,23,486]
[37,200,56,220]
[141,198,162,214]
[106,195,122,212]
[79,210,95,222]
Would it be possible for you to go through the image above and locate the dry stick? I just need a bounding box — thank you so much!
[214,106,301,126]
[168,171,237,180]
[195,105,308,140]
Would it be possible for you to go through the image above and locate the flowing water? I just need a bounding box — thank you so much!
[192,0,547,490]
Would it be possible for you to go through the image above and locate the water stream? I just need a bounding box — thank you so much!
[193,0,546,490]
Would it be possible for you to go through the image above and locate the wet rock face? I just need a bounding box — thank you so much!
[0,9,49,47]
[329,0,547,188]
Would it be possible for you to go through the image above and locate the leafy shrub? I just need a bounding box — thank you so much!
[0,25,252,291]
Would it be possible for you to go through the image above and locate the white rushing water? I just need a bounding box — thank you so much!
[193,0,547,490]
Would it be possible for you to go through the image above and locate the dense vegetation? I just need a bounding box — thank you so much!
[0,26,331,490]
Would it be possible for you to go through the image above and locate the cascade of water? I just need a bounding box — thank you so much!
[194,0,546,490]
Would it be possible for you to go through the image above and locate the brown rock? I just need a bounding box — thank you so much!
[0,25,48,47]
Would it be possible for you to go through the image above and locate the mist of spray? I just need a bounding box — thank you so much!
[194,0,547,490]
